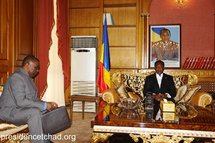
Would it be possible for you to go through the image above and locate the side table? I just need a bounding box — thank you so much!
[70,95,101,121]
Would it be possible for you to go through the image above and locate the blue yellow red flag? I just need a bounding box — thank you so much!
[97,15,111,121]
[97,15,111,94]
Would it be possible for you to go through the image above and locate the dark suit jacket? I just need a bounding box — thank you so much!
[143,73,176,117]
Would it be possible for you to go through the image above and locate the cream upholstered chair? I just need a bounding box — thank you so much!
[0,85,3,96]
[0,85,28,143]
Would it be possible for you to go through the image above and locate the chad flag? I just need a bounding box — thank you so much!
[151,27,163,59]
[97,15,111,93]
[151,27,163,43]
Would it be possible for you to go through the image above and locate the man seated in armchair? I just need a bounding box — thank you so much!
[101,60,213,120]
[143,60,176,120]
[0,55,58,143]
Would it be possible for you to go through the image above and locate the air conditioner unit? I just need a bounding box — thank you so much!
[71,36,97,112]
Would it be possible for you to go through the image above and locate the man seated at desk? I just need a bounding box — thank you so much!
[143,60,176,120]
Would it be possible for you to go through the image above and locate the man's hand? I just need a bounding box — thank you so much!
[46,102,58,111]
[159,93,167,99]
[153,93,167,101]
[153,94,162,101]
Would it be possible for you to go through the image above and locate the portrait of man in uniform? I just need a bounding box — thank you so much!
[149,25,181,68]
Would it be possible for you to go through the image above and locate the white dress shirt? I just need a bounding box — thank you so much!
[155,73,171,98]
[156,73,163,88]
[155,73,171,120]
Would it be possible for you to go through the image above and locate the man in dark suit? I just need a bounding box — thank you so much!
[0,55,58,143]
[144,60,176,120]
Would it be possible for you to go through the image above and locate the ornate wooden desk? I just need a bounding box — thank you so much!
[91,106,215,143]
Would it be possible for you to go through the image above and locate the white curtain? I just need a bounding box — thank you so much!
[42,0,65,106]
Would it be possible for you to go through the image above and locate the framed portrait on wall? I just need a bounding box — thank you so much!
[149,24,181,68]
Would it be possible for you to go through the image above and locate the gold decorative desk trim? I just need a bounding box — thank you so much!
[93,125,215,138]
[129,133,194,143]
[92,133,113,143]
[91,132,195,143]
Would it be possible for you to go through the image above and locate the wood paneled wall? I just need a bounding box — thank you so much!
[69,0,152,72]
[14,0,34,67]
[0,0,36,85]
[69,0,215,96]
[69,0,101,37]
[0,0,14,84]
